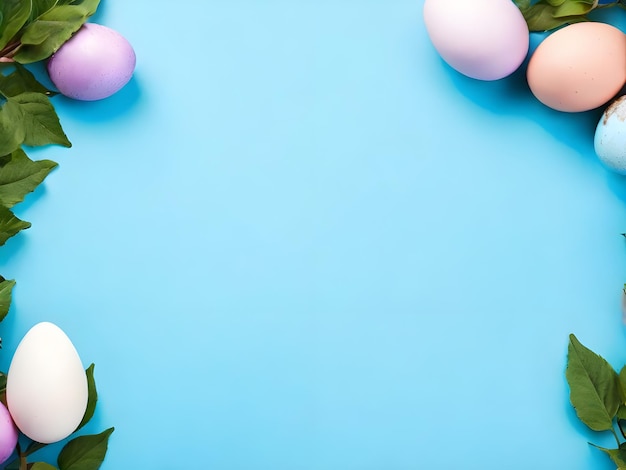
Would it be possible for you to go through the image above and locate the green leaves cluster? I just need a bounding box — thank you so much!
[0,365,114,470]
[0,0,100,64]
[0,0,100,323]
[566,334,626,468]
[0,63,65,322]
[0,2,113,468]
[514,0,626,32]
[0,0,99,323]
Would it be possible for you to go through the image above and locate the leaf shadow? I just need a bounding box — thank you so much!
[0,301,19,368]
[0,233,27,267]
[11,176,50,216]
[605,172,626,206]
[436,29,626,209]
[0,183,49,266]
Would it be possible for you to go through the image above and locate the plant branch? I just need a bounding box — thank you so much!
[0,40,22,62]
[16,442,27,470]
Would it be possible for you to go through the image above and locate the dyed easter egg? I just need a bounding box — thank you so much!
[0,403,17,464]
[6,322,88,444]
[423,0,529,80]
[595,96,626,173]
[527,22,626,112]
[47,23,136,101]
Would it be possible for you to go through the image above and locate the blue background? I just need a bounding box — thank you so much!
[2,0,626,468]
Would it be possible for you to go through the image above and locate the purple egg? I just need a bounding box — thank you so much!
[47,23,136,101]
[0,402,18,464]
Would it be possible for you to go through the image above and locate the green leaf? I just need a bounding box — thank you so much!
[553,0,595,18]
[513,0,532,9]
[0,205,30,246]
[57,427,114,470]
[30,463,58,470]
[519,2,589,31]
[4,439,48,470]
[592,443,626,468]
[77,364,98,430]
[14,0,101,64]
[0,371,7,407]
[29,0,63,23]
[0,278,15,322]
[619,365,626,400]
[0,1,32,51]
[0,99,25,156]
[566,334,622,431]
[7,92,71,147]
[0,64,57,97]
[0,148,57,208]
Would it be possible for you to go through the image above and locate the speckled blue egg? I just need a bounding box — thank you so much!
[594,96,626,174]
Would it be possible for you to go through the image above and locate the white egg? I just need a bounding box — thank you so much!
[6,322,88,444]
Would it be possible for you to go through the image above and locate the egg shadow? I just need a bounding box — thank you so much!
[56,74,142,123]
[21,50,142,122]
[606,171,626,205]
[444,47,604,161]
[430,20,626,205]
[22,60,56,91]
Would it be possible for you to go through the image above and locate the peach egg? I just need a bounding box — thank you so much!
[527,22,626,112]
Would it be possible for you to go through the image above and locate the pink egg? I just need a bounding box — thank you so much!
[47,23,136,101]
[0,402,18,464]
[424,0,529,81]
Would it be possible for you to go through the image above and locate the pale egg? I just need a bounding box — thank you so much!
[527,22,626,112]
[594,96,626,173]
[423,0,529,80]
[6,322,88,444]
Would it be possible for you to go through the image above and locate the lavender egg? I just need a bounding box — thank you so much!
[0,402,18,464]
[47,23,136,101]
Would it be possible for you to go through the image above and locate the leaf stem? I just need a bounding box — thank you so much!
[618,420,626,441]
[16,442,27,470]
[0,39,22,63]
[612,427,622,447]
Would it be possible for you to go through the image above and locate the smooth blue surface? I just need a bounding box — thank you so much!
[2,1,626,468]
